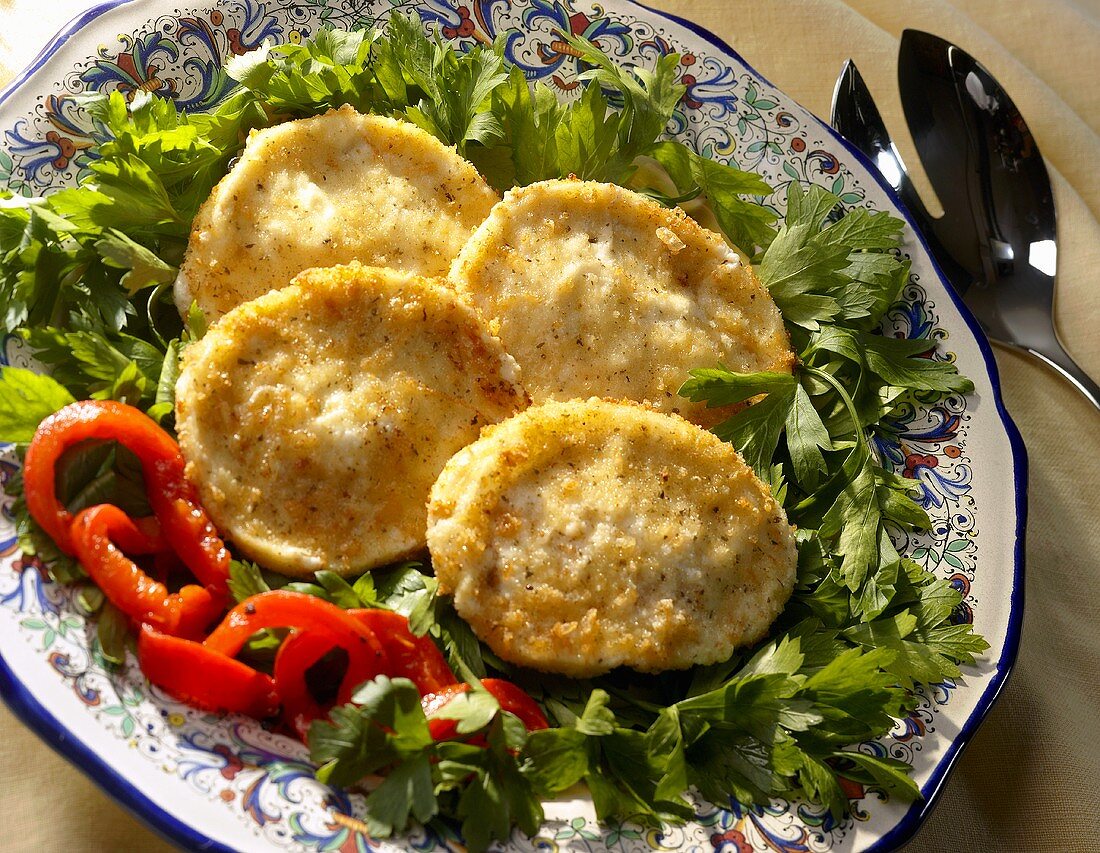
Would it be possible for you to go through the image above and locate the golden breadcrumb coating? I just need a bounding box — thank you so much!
[427,398,797,676]
[177,108,498,322]
[448,179,794,428]
[176,263,526,576]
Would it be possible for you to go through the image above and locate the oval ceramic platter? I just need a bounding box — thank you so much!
[0,1,1026,851]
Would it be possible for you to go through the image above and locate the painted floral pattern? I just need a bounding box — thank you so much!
[0,1,1007,851]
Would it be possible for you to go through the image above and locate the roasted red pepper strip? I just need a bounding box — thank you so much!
[274,630,340,741]
[138,625,278,718]
[71,505,222,638]
[274,610,455,741]
[106,513,166,555]
[422,678,549,741]
[205,590,391,679]
[350,609,456,695]
[147,458,230,591]
[23,400,230,590]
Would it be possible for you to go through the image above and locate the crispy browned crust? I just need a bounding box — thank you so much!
[449,179,795,429]
[176,262,527,576]
[178,107,499,322]
[427,398,797,677]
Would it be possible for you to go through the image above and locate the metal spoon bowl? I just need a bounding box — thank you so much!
[831,32,1100,411]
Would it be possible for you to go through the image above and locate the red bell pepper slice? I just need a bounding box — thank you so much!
[138,625,278,718]
[23,400,230,590]
[273,610,456,741]
[71,505,222,638]
[205,590,393,703]
[273,627,391,741]
[146,457,230,591]
[349,609,456,695]
[422,678,549,741]
[274,630,341,741]
[205,592,388,657]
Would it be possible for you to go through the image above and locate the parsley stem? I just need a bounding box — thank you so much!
[800,364,868,451]
[145,281,172,350]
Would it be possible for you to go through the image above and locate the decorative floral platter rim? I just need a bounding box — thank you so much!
[0,1,1027,852]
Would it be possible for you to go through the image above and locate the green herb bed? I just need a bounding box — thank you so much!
[0,15,984,850]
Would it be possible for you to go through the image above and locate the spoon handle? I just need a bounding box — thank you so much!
[1015,335,1100,413]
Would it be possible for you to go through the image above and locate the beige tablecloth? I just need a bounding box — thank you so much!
[1,1,1098,850]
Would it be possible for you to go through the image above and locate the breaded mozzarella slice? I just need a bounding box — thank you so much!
[427,398,797,677]
[176,263,527,576]
[448,180,795,428]
[177,108,499,322]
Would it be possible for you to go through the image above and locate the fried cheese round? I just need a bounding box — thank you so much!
[177,108,499,322]
[176,263,527,576]
[448,180,795,429]
[427,398,797,677]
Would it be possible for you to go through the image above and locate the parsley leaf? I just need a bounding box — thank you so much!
[94,229,177,296]
[563,34,684,181]
[314,569,367,609]
[363,751,438,835]
[835,750,921,802]
[758,184,915,332]
[0,367,74,442]
[785,382,832,490]
[379,13,508,155]
[648,140,777,252]
[860,333,974,394]
[678,368,794,408]
[427,686,500,735]
[226,27,386,114]
[310,676,433,788]
[712,384,797,479]
[445,717,543,849]
[227,560,269,603]
[96,600,130,666]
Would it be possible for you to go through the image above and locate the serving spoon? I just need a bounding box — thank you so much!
[831,31,1100,411]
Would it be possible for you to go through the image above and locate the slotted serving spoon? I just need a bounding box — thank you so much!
[831,29,1100,410]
